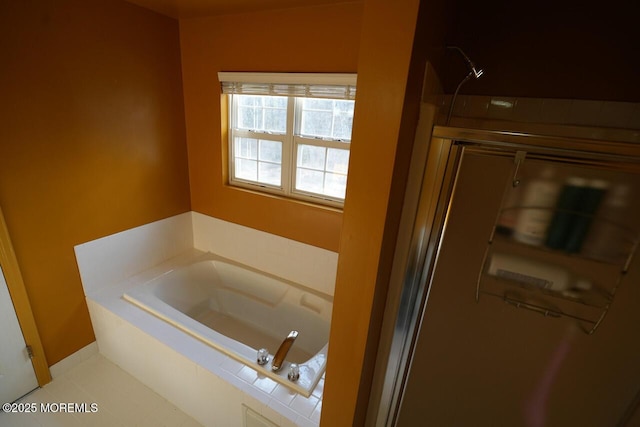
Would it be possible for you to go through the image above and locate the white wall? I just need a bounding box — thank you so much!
[74,212,194,296]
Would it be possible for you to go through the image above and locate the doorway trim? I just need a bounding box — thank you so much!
[0,205,51,387]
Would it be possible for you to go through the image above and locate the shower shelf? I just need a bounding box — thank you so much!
[475,237,625,334]
[476,207,639,334]
[490,232,635,269]
[480,267,613,308]
[472,148,640,334]
[494,207,639,268]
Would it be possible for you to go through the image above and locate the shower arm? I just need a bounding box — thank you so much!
[446,71,473,125]
[446,46,484,79]
[445,46,484,125]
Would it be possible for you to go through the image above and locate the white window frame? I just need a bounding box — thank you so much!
[220,72,357,207]
[228,94,295,195]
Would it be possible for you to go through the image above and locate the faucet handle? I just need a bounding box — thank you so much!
[257,348,269,365]
[288,363,300,381]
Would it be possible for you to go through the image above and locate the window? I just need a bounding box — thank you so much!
[220,72,356,206]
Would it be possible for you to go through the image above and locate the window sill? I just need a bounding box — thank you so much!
[223,183,344,214]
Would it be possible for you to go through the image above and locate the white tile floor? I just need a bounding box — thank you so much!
[0,354,202,427]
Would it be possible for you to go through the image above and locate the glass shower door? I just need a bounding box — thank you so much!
[393,140,640,427]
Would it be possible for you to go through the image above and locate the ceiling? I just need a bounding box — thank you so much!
[124,0,359,18]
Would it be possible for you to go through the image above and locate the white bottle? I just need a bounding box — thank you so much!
[513,168,561,245]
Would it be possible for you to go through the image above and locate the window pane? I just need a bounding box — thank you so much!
[301,111,333,137]
[237,106,257,131]
[258,162,281,186]
[334,100,355,140]
[264,97,287,108]
[335,100,354,113]
[234,137,258,159]
[296,168,324,194]
[298,144,326,170]
[295,144,349,200]
[258,140,282,163]
[298,98,355,140]
[304,98,333,110]
[235,95,287,133]
[233,137,282,186]
[264,108,286,133]
[300,99,332,134]
[325,173,347,199]
[238,96,259,106]
[333,115,353,141]
[235,158,257,181]
[326,148,349,174]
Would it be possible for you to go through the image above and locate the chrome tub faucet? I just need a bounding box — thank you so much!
[271,330,298,372]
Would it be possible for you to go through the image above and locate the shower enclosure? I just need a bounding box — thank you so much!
[369,121,640,426]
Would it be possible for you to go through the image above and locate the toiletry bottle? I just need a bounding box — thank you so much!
[513,168,561,246]
[564,179,608,253]
[581,183,632,263]
[545,176,589,250]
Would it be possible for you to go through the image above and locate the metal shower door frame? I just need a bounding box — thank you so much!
[368,134,464,427]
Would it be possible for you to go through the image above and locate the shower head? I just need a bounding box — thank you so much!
[446,46,484,79]
[469,64,484,79]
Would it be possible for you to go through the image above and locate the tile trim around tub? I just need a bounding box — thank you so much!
[74,211,338,299]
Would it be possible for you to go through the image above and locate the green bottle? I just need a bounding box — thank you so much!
[545,177,589,250]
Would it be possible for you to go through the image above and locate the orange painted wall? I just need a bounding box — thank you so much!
[321,0,427,424]
[0,0,190,365]
[179,3,364,252]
